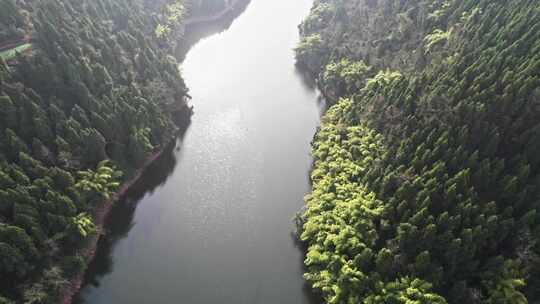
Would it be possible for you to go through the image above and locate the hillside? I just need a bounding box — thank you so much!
[296,0,540,303]
[0,0,190,302]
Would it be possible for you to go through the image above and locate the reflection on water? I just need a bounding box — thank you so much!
[75,5,253,299]
[176,0,252,60]
[294,63,317,91]
[294,63,328,116]
[74,139,181,303]
[76,1,324,303]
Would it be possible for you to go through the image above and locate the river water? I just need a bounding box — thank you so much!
[75,0,323,303]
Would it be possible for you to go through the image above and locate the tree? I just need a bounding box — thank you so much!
[365,277,448,304]
[0,242,27,279]
[484,260,528,304]
[0,0,191,299]
[3,129,29,160]
[69,213,96,239]
[295,34,327,72]
[50,167,75,190]
[322,59,370,98]
[82,128,107,166]
[0,224,39,278]
[0,95,18,130]
[127,127,153,165]
[75,160,122,202]
[92,64,113,96]
[0,295,14,304]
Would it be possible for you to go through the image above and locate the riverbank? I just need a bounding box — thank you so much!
[69,1,321,303]
[295,62,336,107]
[61,2,250,303]
[60,133,181,304]
[185,0,244,26]
[61,107,193,304]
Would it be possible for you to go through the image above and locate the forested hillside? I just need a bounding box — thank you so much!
[0,0,190,302]
[296,0,540,303]
[0,0,27,42]
[190,0,227,17]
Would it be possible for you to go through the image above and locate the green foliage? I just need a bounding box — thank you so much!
[155,24,172,39]
[61,255,87,277]
[0,224,39,280]
[301,100,387,303]
[23,267,67,304]
[0,0,189,300]
[424,29,450,54]
[295,34,326,72]
[0,95,17,130]
[155,0,185,40]
[301,3,336,34]
[0,0,25,42]
[0,296,14,304]
[69,213,96,239]
[75,160,122,201]
[322,59,370,99]
[298,0,540,303]
[0,44,32,62]
[363,70,402,93]
[365,277,447,304]
[484,260,528,304]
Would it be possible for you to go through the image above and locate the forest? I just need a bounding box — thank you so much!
[3,0,540,302]
[0,0,195,302]
[296,0,540,303]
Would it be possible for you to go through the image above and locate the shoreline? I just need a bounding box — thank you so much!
[60,136,176,304]
[60,2,247,302]
[185,0,243,26]
[296,60,337,104]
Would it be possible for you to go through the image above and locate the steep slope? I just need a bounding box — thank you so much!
[0,0,189,302]
[296,0,540,303]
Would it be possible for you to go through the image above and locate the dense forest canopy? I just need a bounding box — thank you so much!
[297,0,540,303]
[0,0,27,42]
[0,0,194,302]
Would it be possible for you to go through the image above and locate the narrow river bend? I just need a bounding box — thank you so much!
[76,1,322,303]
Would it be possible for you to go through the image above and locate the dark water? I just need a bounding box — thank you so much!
[75,0,324,303]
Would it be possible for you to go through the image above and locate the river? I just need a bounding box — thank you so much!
[75,0,323,303]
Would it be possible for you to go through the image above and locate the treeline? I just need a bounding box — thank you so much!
[296,0,540,303]
[0,0,190,302]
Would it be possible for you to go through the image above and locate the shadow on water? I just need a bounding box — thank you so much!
[291,232,324,304]
[73,5,256,302]
[294,63,317,91]
[295,62,327,188]
[294,62,328,114]
[75,1,328,303]
[175,0,252,60]
[74,134,183,304]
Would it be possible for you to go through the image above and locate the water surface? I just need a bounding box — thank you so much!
[76,1,323,303]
